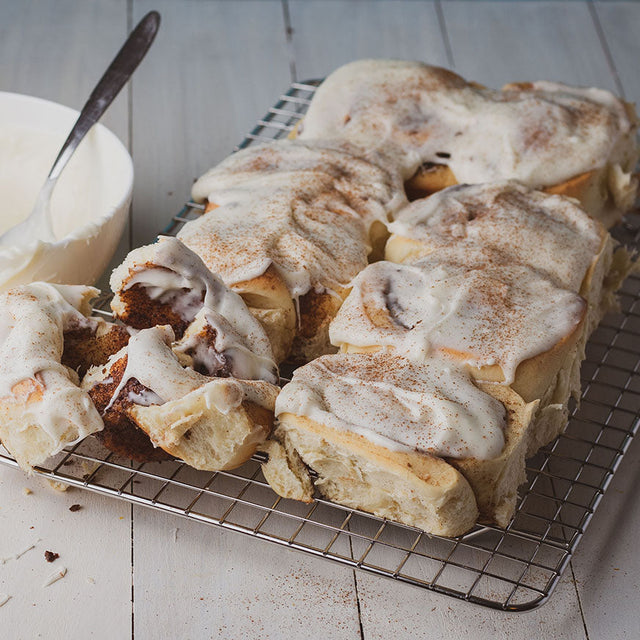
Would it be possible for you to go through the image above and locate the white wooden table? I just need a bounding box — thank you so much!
[1,1,639,638]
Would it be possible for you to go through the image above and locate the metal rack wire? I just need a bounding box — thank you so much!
[1,81,639,611]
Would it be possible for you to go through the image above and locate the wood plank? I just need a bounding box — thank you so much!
[357,569,586,639]
[129,0,292,248]
[593,1,640,102]
[569,436,640,637]
[342,504,587,637]
[0,0,132,291]
[289,0,449,81]
[440,0,618,91]
[132,507,362,639]
[0,466,132,638]
[0,0,128,139]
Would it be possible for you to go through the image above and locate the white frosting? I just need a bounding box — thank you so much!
[112,237,278,383]
[101,326,206,411]
[0,115,132,292]
[0,282,103,449]
[89,325,277,415]
[330,249,586,384]
[174,308,278,383]
[0,125,105,238]
[388,181,603,291]
[276,353,506,460]
[299,60,635,186]
[195,377,279,416]
[180,139,407,298]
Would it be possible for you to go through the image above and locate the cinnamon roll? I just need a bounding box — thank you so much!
[263,352,538,531]
[179,139,407,361]
[297,59,638,227]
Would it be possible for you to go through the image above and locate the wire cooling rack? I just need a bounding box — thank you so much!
[1,81,639,612]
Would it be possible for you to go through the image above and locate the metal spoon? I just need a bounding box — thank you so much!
[0,10,161,247]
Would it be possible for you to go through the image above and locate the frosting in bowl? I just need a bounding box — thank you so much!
[0,92,133,291]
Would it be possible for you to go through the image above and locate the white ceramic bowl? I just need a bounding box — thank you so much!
[0,91,133,291]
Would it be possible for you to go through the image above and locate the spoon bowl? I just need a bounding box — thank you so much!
[0,10,160,248]
[0,91,133,291]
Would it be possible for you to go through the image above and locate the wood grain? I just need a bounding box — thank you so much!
[440,0,618,91]
[0,467,132,638]
[289,0,449,80]
[129,0,291,247]
[594,0,640,102]
[132,507,362,639]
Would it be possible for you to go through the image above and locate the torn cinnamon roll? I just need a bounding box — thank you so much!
[111,236,278,384]
[82,325,278,469]
[179,139,408,361]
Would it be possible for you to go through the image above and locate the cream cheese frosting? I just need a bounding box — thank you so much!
[329,248,586,384]
[100,326,205,410]
[0,282,103,450]
[298,59,637,187]
[0,111,133,292]
[180,139,407,298]
[84,325,277,414]
[111,237,278,383]
[388,181,604,291]
[173,308,277,382]
[276,353,507,460]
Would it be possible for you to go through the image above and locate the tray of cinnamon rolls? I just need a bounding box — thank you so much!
[2,60,639,610]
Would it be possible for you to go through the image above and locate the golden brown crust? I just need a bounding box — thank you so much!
[233,265,296,363]
[439,307,586,403]
[285,414,448,486]
[198,202,297,362]
[291,289,346,363]
[204,201,219,215]
[243,400,276,434]
[405,164,617,229]
[544,169,604,204]
[206,198,345,363]
[339,314,585,405]
[0,378,51,471]
[277,411,479,536]
[501,81,535,92]
[405,163,458,200]
[10,377,44,403]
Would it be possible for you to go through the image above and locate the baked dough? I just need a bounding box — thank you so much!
[111,236,278,383]
[385,181,605,292]
[3,59,635,538]
[330,248,588,402]
[82,325,279,469]
[332,183,622,403]
[131,378,278,471]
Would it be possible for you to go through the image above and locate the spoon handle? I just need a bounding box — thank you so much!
[48,11,161,182]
